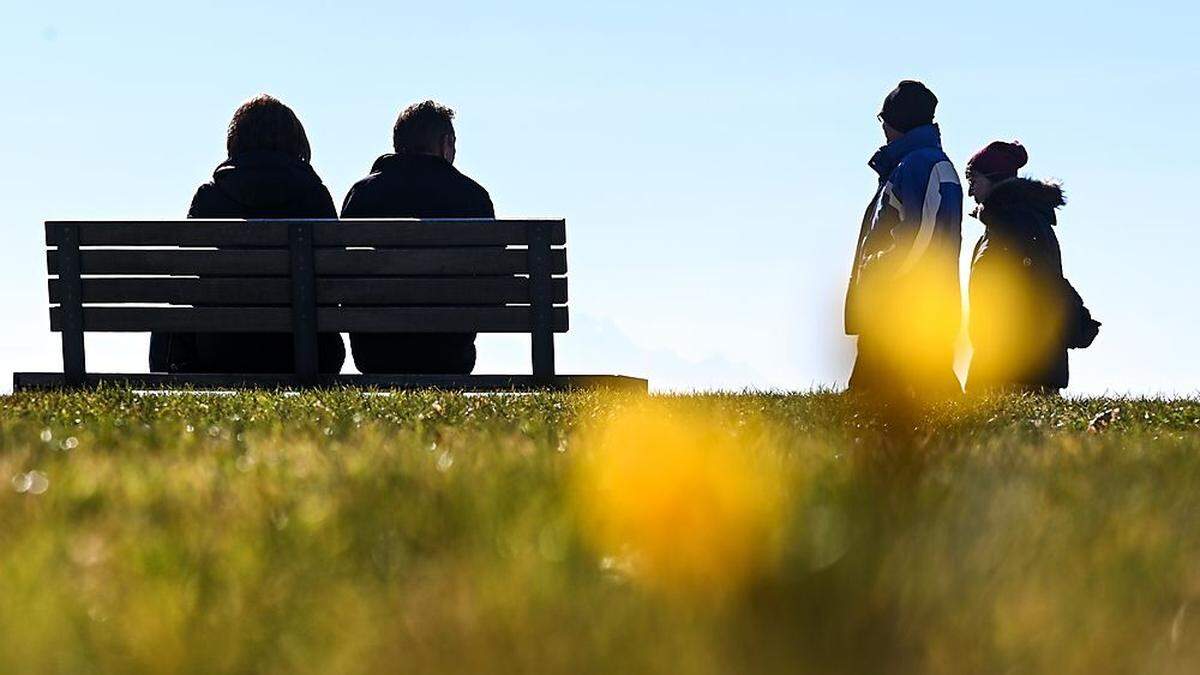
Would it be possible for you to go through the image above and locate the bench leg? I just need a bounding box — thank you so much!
[57,223,87,387]
[528,221,557,381]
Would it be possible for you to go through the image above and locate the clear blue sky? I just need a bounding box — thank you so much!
[1,0,1196,393]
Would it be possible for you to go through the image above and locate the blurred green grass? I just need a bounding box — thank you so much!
[1,388,1199,674]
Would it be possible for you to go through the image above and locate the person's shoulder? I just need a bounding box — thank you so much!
[340,173,383,217]
[445,165,494,212]
[898,147,951,172]
[342,164,393,206]
[454,168,491,200]
[346,155,396,189]
[458,165,496,212]
[306,177,337,218]
[290,160,332,192]
[192,180,219,199]
[896,149,958,192]
[341,155,410,217]
[187,180,226,217]
[346,171,382,195]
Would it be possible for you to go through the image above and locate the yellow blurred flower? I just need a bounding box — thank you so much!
[574,401,786,599]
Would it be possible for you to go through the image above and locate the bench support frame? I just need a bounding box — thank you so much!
[57,223,87,386]
[289,221,319,382]
[527,220,556,381]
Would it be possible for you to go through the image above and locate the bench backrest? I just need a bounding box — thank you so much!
[44,219,567,383]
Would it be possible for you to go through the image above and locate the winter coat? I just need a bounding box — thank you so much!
[188,149,340,219]
[845,124,964,393]
[340,153,495,374]
[341,153,494,220]
[966,177,1099,392]
[148,149,346,374]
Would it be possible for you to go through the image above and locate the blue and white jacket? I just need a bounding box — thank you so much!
[845,123,963,337]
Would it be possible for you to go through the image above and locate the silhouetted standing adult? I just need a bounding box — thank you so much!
[845,81,964,397]
[340,100,494,374]
[149,94,346,374]
[964,141,1099,393]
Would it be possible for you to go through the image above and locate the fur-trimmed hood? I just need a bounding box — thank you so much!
[987,177,1065,211]
[976,177,1065,227]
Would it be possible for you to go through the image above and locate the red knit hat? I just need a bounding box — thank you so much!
[967,141,1028,180]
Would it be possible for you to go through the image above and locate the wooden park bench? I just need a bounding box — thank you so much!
[14,219,646,392]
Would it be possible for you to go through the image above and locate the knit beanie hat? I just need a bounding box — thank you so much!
[879,80,938,133]
[967,141,1029,180]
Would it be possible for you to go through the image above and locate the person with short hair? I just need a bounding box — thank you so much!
[149,94,346,374]
[340,100,494,374]
[964,141,1099,393]
[845,81,964,396]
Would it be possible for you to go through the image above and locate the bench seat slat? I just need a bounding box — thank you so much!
[51,278,291,305]
[49,306,569,333]
[45,219,565,247]
[320,277,567,305]
[47,248,567,276]
[48,277,568,305]
[326,307,567,332]
[316,220,565,247]
[49,249,288,276]
[315,249,566,276]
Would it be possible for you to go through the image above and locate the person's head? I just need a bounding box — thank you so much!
[879,80,938,142]
[226,94,312,162]
[966,141,1029,203]
[392,100,457,163]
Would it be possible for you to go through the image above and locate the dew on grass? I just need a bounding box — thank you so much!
[12,473,31,493]
[12,471,49,495]
[39,429,52,442]
[436,451,454,472]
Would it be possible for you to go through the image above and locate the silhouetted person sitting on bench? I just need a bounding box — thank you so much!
[341,100,495,374]
[149,94,346,374]
[964,141,1099,393]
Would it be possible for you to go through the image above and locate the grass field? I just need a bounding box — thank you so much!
[2,388,1199,674]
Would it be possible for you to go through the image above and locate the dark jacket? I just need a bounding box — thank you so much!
[149,150,346,374]
[188,149,340,219]
[846,125,964,394]
[966,178,1099,392]
[339,153,495,374]
[341,153,494,220]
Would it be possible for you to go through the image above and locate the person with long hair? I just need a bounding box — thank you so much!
[149,94,345,373]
